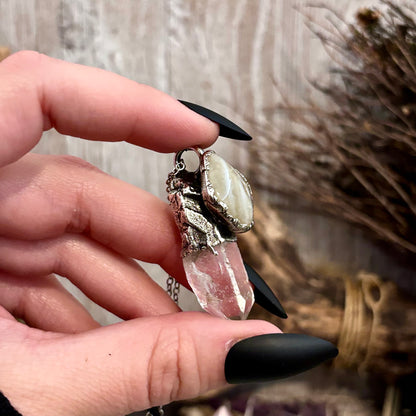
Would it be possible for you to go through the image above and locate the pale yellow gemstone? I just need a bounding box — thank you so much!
[204,152,253,231]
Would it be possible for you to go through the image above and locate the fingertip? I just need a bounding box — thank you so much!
[178,100,252,141]
[0,52,220,162]
[224,319,282,350]
[240,319,282,335]
[176,100,220,149]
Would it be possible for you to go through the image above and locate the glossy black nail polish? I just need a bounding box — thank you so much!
[245,263,287,319]
[225,333,338,384]
[179,100,252,141]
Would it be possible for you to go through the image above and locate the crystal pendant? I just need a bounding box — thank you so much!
[166,148,254,320]
[184,241,253,320]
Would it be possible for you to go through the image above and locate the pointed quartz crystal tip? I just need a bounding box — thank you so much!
[183,241,254,320]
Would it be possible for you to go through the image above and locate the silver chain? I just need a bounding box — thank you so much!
[166,275,180,304]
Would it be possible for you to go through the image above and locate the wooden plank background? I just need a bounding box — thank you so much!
[1,0,413,324]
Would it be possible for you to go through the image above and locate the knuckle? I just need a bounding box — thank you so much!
[39,155,102,233]
[50,154,99,172]
[1,50,45,70]
[146,326,201,406]
[0,51,45,109]
[49,155,99,232]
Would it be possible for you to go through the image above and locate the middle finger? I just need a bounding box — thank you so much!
[0,234,180,319]
[0,153,186,282]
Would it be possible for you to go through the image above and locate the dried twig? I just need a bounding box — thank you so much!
[251,1,416,254]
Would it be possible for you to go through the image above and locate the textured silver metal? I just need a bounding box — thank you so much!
[166,275,180,303]
[166,157,236,257]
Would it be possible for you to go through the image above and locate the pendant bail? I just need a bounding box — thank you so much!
[174,147,204,174]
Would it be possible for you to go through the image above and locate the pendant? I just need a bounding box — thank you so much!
[166,148,254,320]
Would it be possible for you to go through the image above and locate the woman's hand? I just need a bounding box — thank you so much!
[0,51,279,416]
[0,51,337,416]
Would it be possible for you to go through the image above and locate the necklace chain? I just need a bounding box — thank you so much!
[166,275,180,304]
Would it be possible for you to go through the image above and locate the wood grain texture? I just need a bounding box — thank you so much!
[1,0,412,325]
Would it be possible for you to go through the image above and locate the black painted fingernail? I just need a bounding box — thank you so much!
[225,333,338,384]
[245,263,288,319]
[179,100,252,141]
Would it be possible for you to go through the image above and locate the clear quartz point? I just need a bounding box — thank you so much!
[183,241,254,320]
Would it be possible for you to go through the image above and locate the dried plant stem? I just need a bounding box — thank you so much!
[251,1,416,254]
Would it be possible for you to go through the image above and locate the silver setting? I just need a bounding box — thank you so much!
[166,149,236,257]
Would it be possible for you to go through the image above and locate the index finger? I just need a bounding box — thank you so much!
[0,51,219,167]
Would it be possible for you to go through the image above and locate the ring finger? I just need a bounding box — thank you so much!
[0,234,180,322]
[0,272,99,333]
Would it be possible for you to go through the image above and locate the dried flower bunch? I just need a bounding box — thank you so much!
[253,1,416,254]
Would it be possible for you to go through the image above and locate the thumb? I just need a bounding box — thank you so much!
[1,312,278,416]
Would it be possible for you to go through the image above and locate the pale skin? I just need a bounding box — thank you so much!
[0,51,279,416]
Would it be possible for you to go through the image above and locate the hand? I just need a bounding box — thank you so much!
[0,51,337,416]
[0,51,279,416]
